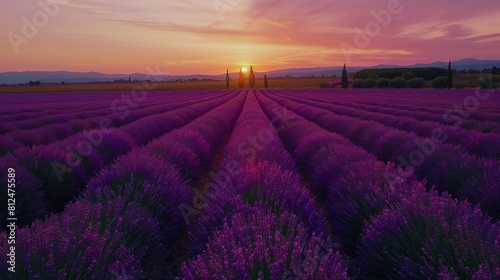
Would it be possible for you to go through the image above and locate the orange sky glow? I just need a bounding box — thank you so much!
[1,0,500,75]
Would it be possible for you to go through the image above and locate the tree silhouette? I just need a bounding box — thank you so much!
[248,66,255,88]
[264,75,269,89]
[447,61,453,89]
[226,69,230,89]
[238,68,245,88]
[342,64,348,89]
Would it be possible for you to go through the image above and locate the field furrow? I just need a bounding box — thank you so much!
[0,91,230,155]
[257,90,500,278]
[1,88,498,279]
[270,89,500,158]
[263,90,500,219]
[0,91,239,227]
[280,88,500,132]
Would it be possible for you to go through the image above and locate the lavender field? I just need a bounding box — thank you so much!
[1,88,500,279]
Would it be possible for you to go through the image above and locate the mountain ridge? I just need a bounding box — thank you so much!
[1,58,498,84]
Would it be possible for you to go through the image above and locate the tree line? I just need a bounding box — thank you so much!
[226,67,268,89]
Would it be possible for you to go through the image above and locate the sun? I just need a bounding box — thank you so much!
[241,67,249,73]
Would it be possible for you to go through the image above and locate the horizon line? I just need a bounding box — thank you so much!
[2,57,499,76]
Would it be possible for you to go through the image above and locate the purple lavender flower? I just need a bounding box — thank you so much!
[84,151,192,244]
[12,145,90,213]
[0,199,149,279]
[146,137,202,181]
[167,128,212,166]
[326,161,421,252]
[462,160,500,219]
[0,153,47,227]
[357,186,500,279]
[180,210,349,279]
[188,161,326,257]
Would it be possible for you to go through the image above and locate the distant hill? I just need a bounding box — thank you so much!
[0,71,226,85]
[259,66,368,78]
[408,58,500,70]
[0,58,498,85]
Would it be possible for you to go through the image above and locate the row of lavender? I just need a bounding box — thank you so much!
[0,91,181,129]
[256,91,500,279]
[263,90,500,219]
[0,90,220,127]
[1,88,498,278]
[0,90,226,155]
[332,98,500,133]
[0,90,247,278]
[179,91,350,279]
[0,90,238,228]
[290,88,500,131]
[272,89,500,158]
[347,91,500,115]
[307,88,500,119]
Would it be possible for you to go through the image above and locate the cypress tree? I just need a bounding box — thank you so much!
[248,66,255,88]
[238,68,245,88]
[264,74,269,89]
[447,61,453,89]
[342,64,348,89]
[226,69,230,89]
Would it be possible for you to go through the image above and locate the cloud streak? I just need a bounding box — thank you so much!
[1,0,499,74]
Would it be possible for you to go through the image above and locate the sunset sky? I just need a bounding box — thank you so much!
[1,0,499,75]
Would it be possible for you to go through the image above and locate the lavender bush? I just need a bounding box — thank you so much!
[0,199,156,279]
[357,186,500,279]
[189,161,326,256]
[180,210,349,279]
[0,154,47,227]
[83,151,192,245]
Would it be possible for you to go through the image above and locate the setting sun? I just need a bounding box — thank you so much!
[241,67,249,73]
